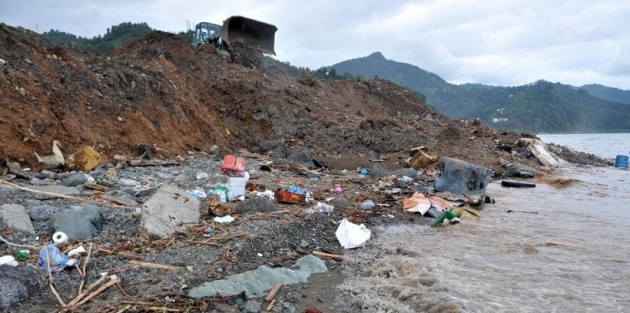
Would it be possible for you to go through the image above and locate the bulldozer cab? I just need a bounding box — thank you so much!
[191,22,221,47]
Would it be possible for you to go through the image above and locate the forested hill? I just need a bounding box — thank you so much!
[579,84,630,104]
[42,22,190,54]
[330,52,630,133]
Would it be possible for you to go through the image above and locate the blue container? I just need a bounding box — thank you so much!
[615,155,629,168]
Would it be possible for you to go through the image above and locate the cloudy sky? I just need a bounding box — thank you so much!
[2,0,629,89]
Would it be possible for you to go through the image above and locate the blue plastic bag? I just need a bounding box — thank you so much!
[38,244,69,272]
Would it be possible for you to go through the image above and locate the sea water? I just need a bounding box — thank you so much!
[338,134,630,313]
[539,133,630,159]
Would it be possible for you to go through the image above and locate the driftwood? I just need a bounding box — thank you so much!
[0,179,135,208]
[312,251,344,260]
[128,260,181,271]
[264,283,282,301]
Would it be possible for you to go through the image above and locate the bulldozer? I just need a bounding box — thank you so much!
[191,16,277,55]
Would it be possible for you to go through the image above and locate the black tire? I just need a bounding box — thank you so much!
[501,180,536,188]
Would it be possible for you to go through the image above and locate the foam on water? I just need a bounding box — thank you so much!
[340,166,630,312]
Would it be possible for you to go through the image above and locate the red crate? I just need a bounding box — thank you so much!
[275,190,306,204]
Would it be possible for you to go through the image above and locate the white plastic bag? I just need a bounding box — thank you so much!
[335,218,371,249]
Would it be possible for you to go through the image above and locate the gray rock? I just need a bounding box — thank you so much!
[64,172,89,186]
[0,204,35,234]
[235,197,278,214]
[141,184,201,239]
[27,205,61,221]
[7,162,32,179]
[434,157,492,196]
[326,197,353,211]
[189,255,327,299]
[391,168,417,177]
[369,162,391,177]
[268,150,284,159]
[285,306,296,313]
[209,145,221,156]
[242,301,262,313]
[287,147,315,168]
[0,265,43,309]
[118,178,140,187]
[0,58,6,66]
[49,204,104,240]
[273,158,288,166]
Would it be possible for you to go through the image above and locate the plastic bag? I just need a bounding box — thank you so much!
[335,218,371,249]
[38,244,70,272]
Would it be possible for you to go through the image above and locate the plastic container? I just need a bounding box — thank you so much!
[227,176,248,199]
[220,155,246,174]
[275,190,306,204]
[615,155,629,168]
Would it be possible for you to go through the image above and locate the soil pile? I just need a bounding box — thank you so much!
[0,23,547,174]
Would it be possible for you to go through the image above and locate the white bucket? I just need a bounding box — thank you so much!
[227,176,248,199]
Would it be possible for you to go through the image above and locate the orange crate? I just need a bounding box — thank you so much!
[275,190,306,204]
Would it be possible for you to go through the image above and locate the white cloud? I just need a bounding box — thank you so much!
[1,0,629,89]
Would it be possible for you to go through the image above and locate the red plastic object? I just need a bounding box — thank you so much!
[220,155,245,173]
[275,190,306,205]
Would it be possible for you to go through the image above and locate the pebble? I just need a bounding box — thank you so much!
[241,300,262,313]
[118,178,140,187]
[0,57,5,66]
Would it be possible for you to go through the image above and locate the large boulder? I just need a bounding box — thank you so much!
[66,146,102,172]
[236,196,278,214]
[287,147,315,169]
[0,204,35,234]
[141,184,201,239]
[0,265,44,309]
[49,204,104,240]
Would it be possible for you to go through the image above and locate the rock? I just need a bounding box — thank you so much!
[242,301,262,313]
[18,87,26,96]
[49,204,104,241]
[0,204,35,234]
[287,147,315,168]
[0,58,5,66]
[189,255,327,299]
[273,158,288,166]
[64,172,89,186]
[391,168,417,177]
[141,184,201,239]
[118,178,140,187]
[27,205,61,221]
[83,182,107,191]
[369,162,391,177]
[66,146,102,172]
[208,145,220,156]
[235,197,278,214]
[299,239,309,249]
[0,265,44,309]
[7,162,33,179]
[285,306,296,313]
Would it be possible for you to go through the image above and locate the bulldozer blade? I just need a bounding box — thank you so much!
[221,16,277,55]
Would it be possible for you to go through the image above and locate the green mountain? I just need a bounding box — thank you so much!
[330,52,630,133]
[579,84,630,104]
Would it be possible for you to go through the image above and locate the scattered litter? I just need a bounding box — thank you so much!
[360,200,375,210]
[254,189,274,200]
[67,246,87,257]
[333,186,343,194]
[430,211,460,227]
[335,218,371,249]
[213,215,235,224]
[17,250,30,260]
[360,168,369,176]
[185,187,208,198]
[52,231,69,245]
[38,244,77,272]
[0,255,18,266]
[403,193,432,215]
[275,185,307,204]
[214,184,230,202]
[315,202,334,214]
[196,172,209,180]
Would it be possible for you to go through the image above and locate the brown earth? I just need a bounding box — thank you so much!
[0,23,558,175]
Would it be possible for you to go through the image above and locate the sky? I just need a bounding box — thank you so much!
[2,0,629,90]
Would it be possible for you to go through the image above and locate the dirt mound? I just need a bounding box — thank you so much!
[1,25,549,174]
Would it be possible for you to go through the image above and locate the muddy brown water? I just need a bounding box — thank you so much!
[338,166,630,312]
